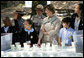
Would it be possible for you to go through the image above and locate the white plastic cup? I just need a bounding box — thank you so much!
[46,42,50,47]
[11,44,15,51]
[16,45,21,50]
[41,43,45,47]
[61,41,65,47]
[41,43,46,51]
[23,43,27,47]
[15,42,20,46]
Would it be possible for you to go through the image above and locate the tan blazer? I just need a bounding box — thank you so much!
[39,15,61,44]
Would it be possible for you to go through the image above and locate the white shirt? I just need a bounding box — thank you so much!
[74,17,80,31]
[4,26,9,33]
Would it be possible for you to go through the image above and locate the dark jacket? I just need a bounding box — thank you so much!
[14,19,25,32]
[71,13,83,30]
[1,26,20,44]
[14,20,20,32]
[1,26,15,33]
[19,28,38,47]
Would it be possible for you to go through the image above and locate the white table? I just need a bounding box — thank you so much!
[1,45,83,57]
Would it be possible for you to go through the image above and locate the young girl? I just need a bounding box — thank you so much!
[20,19,38,47]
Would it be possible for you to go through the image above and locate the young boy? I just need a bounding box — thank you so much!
[20,19,38,47]
[1,17,15,33]
[58,17,74,46]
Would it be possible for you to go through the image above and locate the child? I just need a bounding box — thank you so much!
[58,17,74,46]
[20,19,38,47]
[1,17,15,33]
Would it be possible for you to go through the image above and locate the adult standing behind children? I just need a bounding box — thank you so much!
[12,11,25,45]
[31,4,46,35]
[37,4,61,46]
[13,11,25,32]
[71,3,83,31]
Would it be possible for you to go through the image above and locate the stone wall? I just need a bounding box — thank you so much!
[1,1,24,9]
[51,1,83,9]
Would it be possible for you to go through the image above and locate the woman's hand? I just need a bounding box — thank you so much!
[41,25,48,35]
[37,38,41,47]
[43,31,48,35]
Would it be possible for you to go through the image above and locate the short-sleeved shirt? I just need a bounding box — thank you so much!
[31,15,45,34]
[31,15,45,26]
[59,27,75,45]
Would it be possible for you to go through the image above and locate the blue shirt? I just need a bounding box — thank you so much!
[24,28,34,35]
[59,27,75,45]
[24,28,34,43]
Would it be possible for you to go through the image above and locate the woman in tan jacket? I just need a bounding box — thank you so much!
[37,4,61,46]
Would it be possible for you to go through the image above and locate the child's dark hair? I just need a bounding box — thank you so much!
[62,17,71,25]
[26,19,34,28]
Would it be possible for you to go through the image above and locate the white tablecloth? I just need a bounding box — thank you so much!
[1,46,83,57]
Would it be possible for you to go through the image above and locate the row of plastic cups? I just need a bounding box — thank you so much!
[12,42,75,52]
[11,42,31,51]
[11,42,59,51]
[40,43,58,51]
[61,41,75,47]
[11,42,22,51]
